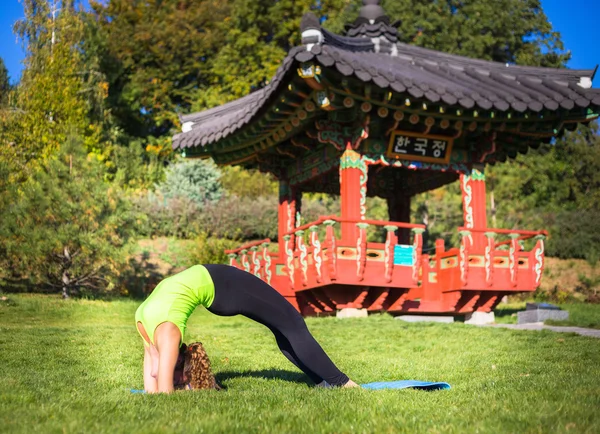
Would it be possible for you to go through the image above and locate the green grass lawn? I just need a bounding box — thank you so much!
[1,295,600,433]
[495,302,600,329]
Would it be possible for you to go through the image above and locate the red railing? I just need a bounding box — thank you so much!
[225,238,273,284]
[281,216,426,289]
[224,221,547,294]
[455,227,547,288]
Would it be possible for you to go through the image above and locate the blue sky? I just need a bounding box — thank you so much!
[1,0,598,85]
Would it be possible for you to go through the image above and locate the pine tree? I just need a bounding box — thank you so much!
[3,0,99,176]
[1,135,136,297]
[158,159,223,209]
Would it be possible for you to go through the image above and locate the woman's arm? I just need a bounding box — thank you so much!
[143,344,159,393]
[155,322,183,393]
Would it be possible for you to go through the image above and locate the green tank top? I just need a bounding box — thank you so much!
[135,265,215,345]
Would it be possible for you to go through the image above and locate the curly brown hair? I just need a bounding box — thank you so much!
[183,342,221,390]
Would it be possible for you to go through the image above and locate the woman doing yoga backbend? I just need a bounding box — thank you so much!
[135,264,359,393]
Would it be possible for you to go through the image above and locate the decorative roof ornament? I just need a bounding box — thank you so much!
[301,13,323,50]
[345,0,401,55]
[357,0,387,23]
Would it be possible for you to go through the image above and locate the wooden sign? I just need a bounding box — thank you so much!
[387,130,454,164]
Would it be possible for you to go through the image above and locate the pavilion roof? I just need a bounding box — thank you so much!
[172,3,600,163]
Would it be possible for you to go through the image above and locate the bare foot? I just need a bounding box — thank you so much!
[342,379,360,388]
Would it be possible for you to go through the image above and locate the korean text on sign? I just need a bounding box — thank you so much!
[393,135,450,160]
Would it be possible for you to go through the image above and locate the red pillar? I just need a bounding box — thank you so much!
[278,181,297,256]
[339,148,365,244]
[460,167,487,249]
[387,194,411,245]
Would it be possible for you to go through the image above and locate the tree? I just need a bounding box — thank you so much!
[324,0,569,68]
[158,158,223,209]
[90,0,229,139]
[0,135,137,297]
[0,57,10,106]
[486,122,600,263]
[3,0,101,176]
[90,0,355,134]
[219,166,278,200]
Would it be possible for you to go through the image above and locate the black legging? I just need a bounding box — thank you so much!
[204,264,349,387]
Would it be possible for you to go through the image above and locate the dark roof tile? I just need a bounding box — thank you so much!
[407,87,424,98]
[355,69,372,82]
[543,100,560,110]
[441,93,458,105]
[458,97,475,109]
[336,62,354,76]
[476,98,494,110]
[173,30,598,151]
[559,99,575,110]
[381,68,396,83]
[424,90,441,103]
[492,100,510,111]
[373,75,390,88]
[527,101,544,112]
[310,45,322,55]
[511,101,528,112]
[390,80,406,93]
[317,53,335,67]
[295,50,315,63]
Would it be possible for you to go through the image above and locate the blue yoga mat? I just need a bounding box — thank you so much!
[361,380,450,391]
[132,381,451,393]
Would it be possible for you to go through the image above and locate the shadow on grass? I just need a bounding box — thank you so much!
[0,252,174,301]
[215,369,313,387]
[119,252,174,300]
[494,308,522,319]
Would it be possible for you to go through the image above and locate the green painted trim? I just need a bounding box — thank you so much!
[339,149,365,170]
[470,168,486,181]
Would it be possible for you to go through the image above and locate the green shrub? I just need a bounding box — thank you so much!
[158,158,223,209]
[132,193,204,238]
[219,166,277,199]
[575,274,600,304]
[181,232,238,266]
[199,196,278,240]
[111,141,166,190]
[199,194,338,241]
[545,210,600,265]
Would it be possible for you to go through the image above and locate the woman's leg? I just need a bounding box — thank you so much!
[266,323,323,385]
[205,264,350,386]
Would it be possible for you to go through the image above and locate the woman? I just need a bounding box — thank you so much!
[135,264,358,393]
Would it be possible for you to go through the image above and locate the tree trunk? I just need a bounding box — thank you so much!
[62,246,71,299]
[62,270,70,299]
